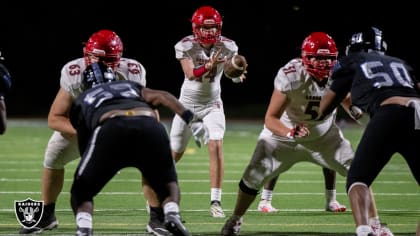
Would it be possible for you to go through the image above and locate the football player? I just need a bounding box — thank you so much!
[143,7,244,218]
[69,62,206,236]
[319,26,418,236]
[18,30,169,236]
[0,52,12,134]
[221,32,391,236]
[257,32,349,214]
[166,5,245,218]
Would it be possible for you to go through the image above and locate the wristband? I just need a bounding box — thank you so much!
[180,110,194,125]
[193,65,208,78]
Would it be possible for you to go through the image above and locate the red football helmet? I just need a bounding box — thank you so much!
[83,29,123,69]
[191,6,223,44]
[301,32,338,81]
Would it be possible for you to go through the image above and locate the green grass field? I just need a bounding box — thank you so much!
[0,119,418,235]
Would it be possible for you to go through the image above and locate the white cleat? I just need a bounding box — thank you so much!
[210,201,225,218]
[257,200,278,213]
[371,223,394,236]
[326,200,346,212]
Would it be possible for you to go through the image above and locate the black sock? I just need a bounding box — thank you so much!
[149,206,164,222]
[43,203,55,217]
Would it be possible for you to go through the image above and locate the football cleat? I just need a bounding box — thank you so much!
[257,200,278,213]
[164,212,191,236]
[221,215,242,236]
[210,201,225,218]
[371,223,394,236]
[326,200,346,212]
[356,224,374,236]
[146,219,173,236]
[76,227,93,236]
[19,214,58,234]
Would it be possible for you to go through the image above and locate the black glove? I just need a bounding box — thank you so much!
[0,63,12,96]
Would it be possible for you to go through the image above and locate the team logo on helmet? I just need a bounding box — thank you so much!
[345,26,387,55]
[14,198,44,229]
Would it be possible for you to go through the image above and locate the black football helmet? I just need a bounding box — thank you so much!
[345,26,387,55]
[82,62,116,90]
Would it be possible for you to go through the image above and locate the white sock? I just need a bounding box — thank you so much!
[76,212,92,228]
[163,201,179,214]
[261,189,273,202]
[369,216,380,226]
[356,225,372,236]
[211,188,222,202]
[325,189,336,202]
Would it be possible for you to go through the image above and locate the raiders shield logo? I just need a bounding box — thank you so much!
[14,198,44,228]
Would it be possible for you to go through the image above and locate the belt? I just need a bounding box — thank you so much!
[99,108,156,123]
[380,96,420,130]
[380,96,420,106]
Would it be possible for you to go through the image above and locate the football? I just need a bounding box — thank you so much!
[223,54,247,79]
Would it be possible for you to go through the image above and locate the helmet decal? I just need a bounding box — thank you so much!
[345,26,387,55]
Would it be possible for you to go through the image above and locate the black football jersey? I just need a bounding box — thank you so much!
[330,51,420,114]
[70,80,150,132]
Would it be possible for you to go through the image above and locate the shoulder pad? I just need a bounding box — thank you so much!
[275,58,306,91]
[219,36,238,52]
[175,35,195,52]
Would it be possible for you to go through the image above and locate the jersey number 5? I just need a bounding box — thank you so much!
[305,101,320,120]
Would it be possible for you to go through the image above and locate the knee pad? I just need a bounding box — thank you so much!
[170,135,189,153]
[203,111,225,140]
[44,131,79,169]
[239,179,259,196]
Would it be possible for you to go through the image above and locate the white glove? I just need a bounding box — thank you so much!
[349,105,363,120]
[189,121,209,148]
[231,77,242,83]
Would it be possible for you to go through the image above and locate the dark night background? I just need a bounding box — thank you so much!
[1,1,417,119]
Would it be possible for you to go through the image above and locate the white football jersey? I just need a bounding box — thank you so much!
[175,35,238,104]
[262,58,337,141]
[60,57,146,98]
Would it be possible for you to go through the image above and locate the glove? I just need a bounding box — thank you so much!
[286,124,309,139]
[189,120,209,148]
[349,105,363,120]
[0,63,12,96]
[231,77,242,83]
